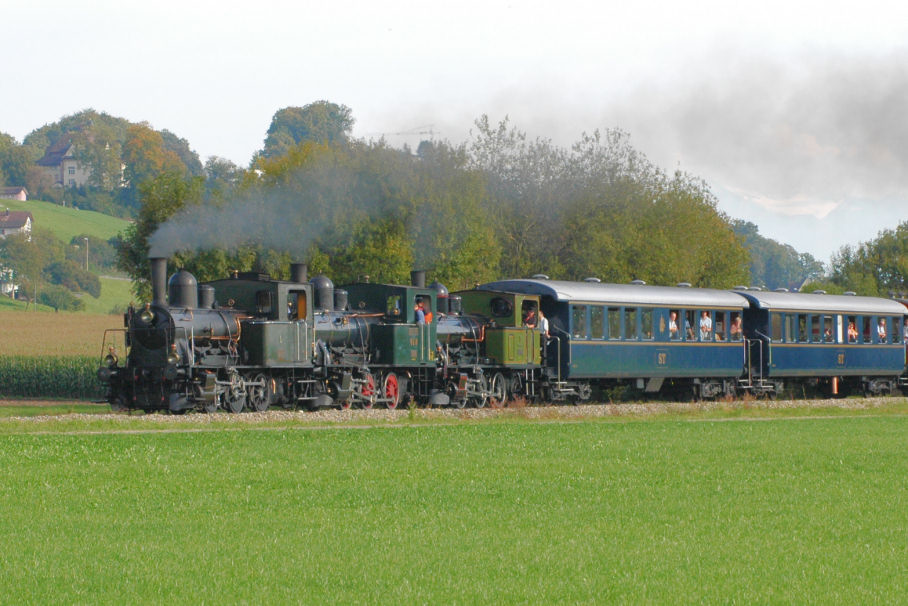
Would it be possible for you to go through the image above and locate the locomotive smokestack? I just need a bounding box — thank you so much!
[290,263,308,283]
[410,270,426,288]
[150,257,167,306]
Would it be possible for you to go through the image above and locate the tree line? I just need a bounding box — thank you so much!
[117,105,755,299]
[3,101,907,303]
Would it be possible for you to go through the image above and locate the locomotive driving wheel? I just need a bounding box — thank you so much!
[471,374,489,409]
[360,372,376,410]
[489,372,507,408]
[382,372,401,409]
[225,371,246,413]
[247,373,271,412]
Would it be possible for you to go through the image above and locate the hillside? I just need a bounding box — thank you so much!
[0,198,129,242]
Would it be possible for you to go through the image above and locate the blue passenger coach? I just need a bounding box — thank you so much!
[477,279,748,400]
[737,290,906,396]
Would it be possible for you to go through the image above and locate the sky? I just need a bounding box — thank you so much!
[2,0,907,263]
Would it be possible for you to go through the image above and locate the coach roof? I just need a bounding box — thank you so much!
[737,290,907,315]
[477,279,748,309]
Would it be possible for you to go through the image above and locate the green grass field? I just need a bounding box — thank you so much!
[0,275,133,315]
[1,412,906,602]
[0,197,128,242]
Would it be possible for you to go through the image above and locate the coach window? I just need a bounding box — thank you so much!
[796,314,808,342]
[624,307,638,340]
[668,309,681,340]
[809,315,820,342]
[876,317,889,344]
[771,313,783,342]
[607,307,620,340]
[640,308,653,340]
[684,310,697,341]
[572,305,588,339]
[590,306,604,339]
[861,317,872,343]
[785,314,796,342]
[822,315,834,342]
[893,317,903,344]
[846,315,858,343]
[714,311,727,341]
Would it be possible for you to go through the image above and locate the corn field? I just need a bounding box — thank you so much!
[0,355,105,400]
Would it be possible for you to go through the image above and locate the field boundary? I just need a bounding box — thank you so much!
[2,397,906,435]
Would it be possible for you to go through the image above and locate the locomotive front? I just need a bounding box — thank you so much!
[99,258,246,412]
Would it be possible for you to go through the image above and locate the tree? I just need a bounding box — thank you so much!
[733,220,825,289]
[0,132,30,186]
[122,124,188,188]
[261,101,354,158]
[468,117,750,287]
[828,221,908,296]
[116,172,205,300]
[0,228,64,307]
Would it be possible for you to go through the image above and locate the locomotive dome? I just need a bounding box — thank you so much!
[168,268,198,308]
[310,275,335,311]
[309,275,334,290]
[430,281,449,297]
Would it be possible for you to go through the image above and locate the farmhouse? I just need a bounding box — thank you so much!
[0,186,28,201]
[36,135,92,188]
[0,209,33,239]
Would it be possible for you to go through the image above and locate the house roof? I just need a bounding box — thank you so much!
[0,210,33,229]
[36,136,74,167]
[0,187,27,196]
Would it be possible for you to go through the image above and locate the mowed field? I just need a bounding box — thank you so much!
[1,411,906,602]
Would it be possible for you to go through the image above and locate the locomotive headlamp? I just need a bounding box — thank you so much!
[139,303,154,324]
[167,344,180,366]
[104,346,119,367]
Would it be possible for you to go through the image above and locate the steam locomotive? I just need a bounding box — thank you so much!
[98,258,908,413]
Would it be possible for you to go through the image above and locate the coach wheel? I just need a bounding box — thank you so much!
[383,372,401,409]
[360,372,376,409]
[690,384,702,402]
[489,372,507,408]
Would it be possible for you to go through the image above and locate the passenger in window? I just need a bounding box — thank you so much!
[847,321,858,343]
[699,311,712,341]
[903,318,908,342]
[414,299,427,324]
[538,310,550,339]
[730,315,743,340]
[668,311,679,339]
[877,318,887,341]
[523,307,537,328]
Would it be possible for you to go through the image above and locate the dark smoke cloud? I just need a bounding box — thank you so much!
[148,157,366,259]
[604,50,908,216]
